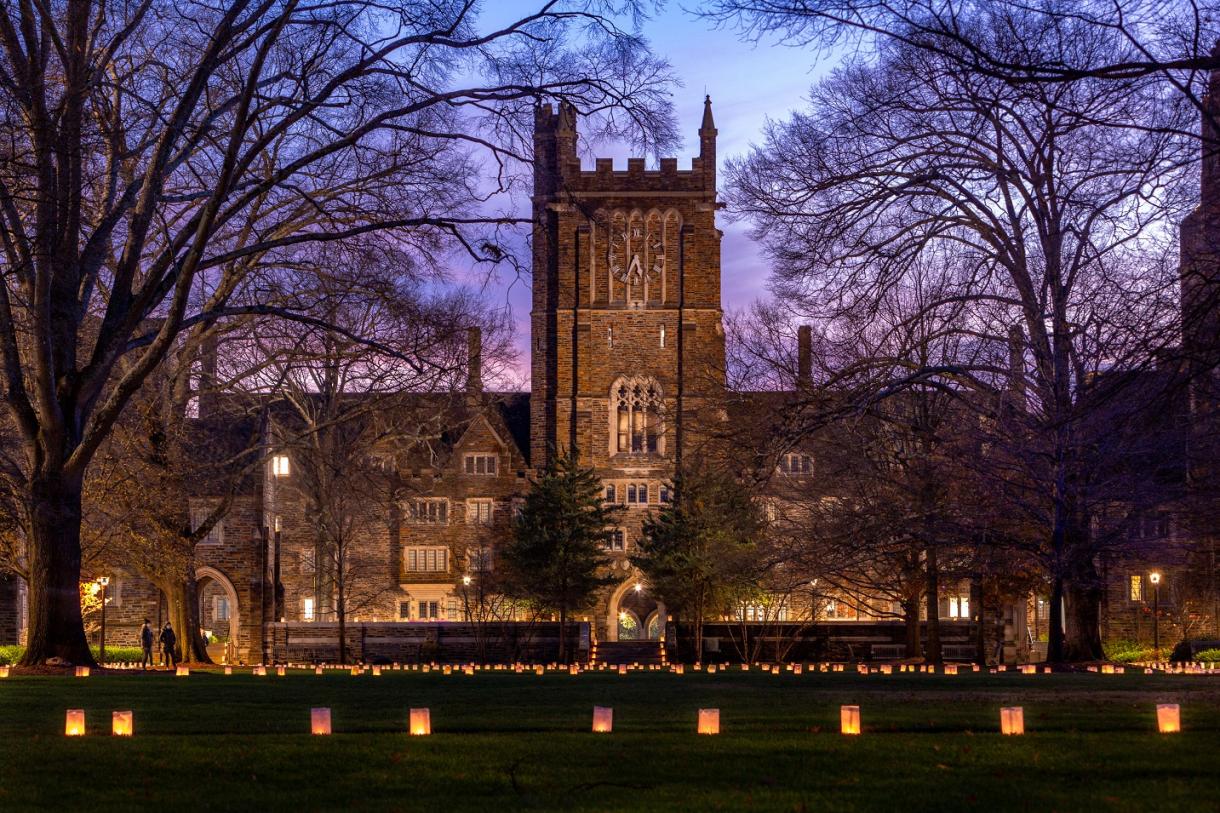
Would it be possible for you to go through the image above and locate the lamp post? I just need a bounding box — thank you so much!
[461,574,472,622]
[1149,571,1162,662]
[97,576,110,664]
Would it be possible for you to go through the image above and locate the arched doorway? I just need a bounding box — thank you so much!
[196,566,239,663]
[606,578,664,642]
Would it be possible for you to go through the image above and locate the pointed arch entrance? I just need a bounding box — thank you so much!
[195,566,239,664]
[605,577,664,642]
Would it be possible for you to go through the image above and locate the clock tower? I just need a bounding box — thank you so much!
[529,100,726,639]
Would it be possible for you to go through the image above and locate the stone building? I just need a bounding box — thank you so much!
[1,92,1217,664]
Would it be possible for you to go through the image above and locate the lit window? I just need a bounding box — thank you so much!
[613,377,663,455]
[1129,575,1144,602]
[605,529,626,552]
[660,326,666,348]
[948,596,970,619]
[467,499,494,525]
[405,546,449,573]
[464,454,498,475]
[272,454,291,478]
[302,597,315,622]
[408,499,448,525]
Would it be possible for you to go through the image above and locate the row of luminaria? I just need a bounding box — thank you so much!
[61,704,1183,737]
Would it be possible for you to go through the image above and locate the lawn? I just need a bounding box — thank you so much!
[1,667,1217,811]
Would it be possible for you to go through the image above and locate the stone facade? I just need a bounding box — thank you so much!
[3,93,1217,662]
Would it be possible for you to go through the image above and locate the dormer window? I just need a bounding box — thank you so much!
[464,454,498,475]
[271,454,291,478]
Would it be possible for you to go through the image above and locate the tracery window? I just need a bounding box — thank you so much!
[612,376,663,455]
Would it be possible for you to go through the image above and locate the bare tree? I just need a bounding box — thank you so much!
[725,12,1192,660]
[0,1,677,665]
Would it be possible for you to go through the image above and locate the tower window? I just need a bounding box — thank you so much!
[660,326,666,348]
[608,325,613,348]
[612,377,663,455]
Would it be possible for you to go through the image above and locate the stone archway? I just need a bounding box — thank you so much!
[195,566,239,663]
[605,577,664,642]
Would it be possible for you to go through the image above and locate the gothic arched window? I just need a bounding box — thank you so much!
[612,376,664,455]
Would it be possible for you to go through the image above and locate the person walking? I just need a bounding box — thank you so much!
[159,622,178,669]
[140,619,154,670]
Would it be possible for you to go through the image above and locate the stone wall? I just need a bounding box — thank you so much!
[268,621,588,664]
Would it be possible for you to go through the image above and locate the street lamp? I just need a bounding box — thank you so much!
[1151,568,1161,659]
[97,576,110,664]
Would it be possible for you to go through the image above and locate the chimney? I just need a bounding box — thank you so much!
[466,327,483,397]
[1007,324,1026,401]
[197,333,218,419]
[797,325,812,389]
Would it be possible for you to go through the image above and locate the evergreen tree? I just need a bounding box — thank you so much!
[633,466,764,663]
[502,450,620,662]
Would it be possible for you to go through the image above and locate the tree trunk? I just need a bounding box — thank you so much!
[337,572,347,665]
[1047,573,1066,662]
[693,614,704,664]
[1063,559,1105,661]
[902,594,921,658]
[21,475,93,666]
[164,577,212,664]
[970,577,987,665]
[558,605,567,664]
[925,546,942,663]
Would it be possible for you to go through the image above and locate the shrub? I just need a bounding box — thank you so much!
[1104,640,1156,663]
[0,645,147,665]
[1194,648,1220,663]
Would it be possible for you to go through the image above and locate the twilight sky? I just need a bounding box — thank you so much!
[470,3,839,384]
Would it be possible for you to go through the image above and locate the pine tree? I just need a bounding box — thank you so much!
[633,466,763,663]
[502,450,621,662]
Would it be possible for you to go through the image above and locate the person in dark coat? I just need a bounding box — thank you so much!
[159,622,178,669]
[140,619,154,669]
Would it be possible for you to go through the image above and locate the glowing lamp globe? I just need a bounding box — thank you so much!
[840,705,861,735]
[112,710,133,737]
[409,708,431,736]
[311,707,332,735]
[65,709,85,736]
[592,706,614,733]
[1157,704,1180,733]
[1000,707,1024,735]
[697,708,720,735]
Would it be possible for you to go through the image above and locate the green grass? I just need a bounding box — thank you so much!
[1,667,1218,811]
